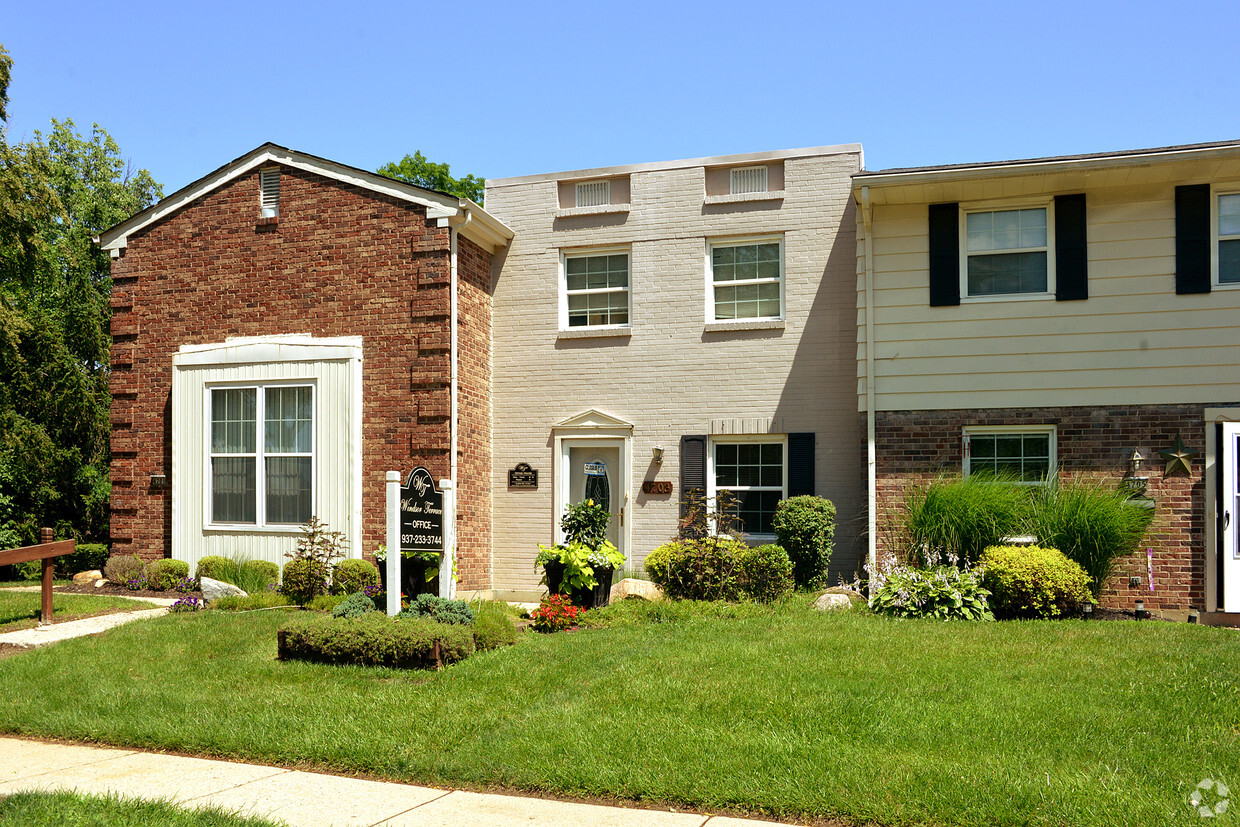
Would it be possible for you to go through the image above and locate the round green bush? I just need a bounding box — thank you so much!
[194,555,233,582]
[145,559,190,591]
[331,591,377,618]
[399,593,475,625]
[736,543,795,603]
[331,558,378,596]
[241,559,280,588]
[281,557,332,604]
[644,541,690,591]
[771,496,836,589]
[660,538,746,601]
[103,554,145,584]
[979,545,1093,619]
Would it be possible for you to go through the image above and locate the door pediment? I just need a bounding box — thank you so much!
[554,409,634,431]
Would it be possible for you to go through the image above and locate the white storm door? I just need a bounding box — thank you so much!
[559,439,626,560]
[1224,423,1240,610]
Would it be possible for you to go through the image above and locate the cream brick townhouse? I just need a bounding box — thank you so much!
[853,140,1240,618]
[485,146,866,598]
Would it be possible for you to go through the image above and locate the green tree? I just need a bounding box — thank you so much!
[0,46,162,546]
[377,151,485,204]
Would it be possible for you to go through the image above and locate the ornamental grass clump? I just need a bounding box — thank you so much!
[979,545,1092,619]
[902,474,1029,566]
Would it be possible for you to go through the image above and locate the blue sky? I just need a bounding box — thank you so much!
[5,0,1239,194]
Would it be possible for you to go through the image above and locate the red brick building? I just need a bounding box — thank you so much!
[98,144,511,591]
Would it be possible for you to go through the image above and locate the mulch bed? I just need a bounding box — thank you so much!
[54,582,202,600]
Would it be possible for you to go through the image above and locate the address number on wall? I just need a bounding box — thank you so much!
[642,481,673,495]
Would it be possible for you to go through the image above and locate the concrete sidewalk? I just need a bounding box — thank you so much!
[0,737,784,826]
[0,591,175,650]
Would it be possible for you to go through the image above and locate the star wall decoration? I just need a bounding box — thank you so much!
[1158,434,1199,477]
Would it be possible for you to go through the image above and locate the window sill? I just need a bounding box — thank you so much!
[203,523,304,534]
[960,292,1056,304]
[557,326,633,340]
[704,318,786,333]
[703,191,785,206]
[555,204,631,218]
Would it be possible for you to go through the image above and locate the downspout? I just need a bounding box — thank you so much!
[862,185,877,594]
[448,207,471,597]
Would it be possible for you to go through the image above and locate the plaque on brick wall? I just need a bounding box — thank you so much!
[508,463,538,489]
[400,467,444,552]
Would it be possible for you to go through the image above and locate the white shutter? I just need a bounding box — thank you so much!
[730,166,768,195]
[260,170,280,218]
[575,180,610,208]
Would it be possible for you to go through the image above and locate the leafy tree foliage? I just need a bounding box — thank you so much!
[377,151,485,204]
[0,45,162,546]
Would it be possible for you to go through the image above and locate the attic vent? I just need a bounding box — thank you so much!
[260,169,280,218]
[730,166,768,195]
[575,180,610,208]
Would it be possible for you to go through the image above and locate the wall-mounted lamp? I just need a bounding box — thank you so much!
[1128,450,1144,477]
[652,446,664,464]
[1122,449,1149,495]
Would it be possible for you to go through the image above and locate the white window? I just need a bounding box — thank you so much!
[562,250,629,328]
[709,437,786,537]
[963,206,1053,297]
[575,180,610,208]
[1216,192,1240,285]
[210,384,313,525]
[259,169,280,218]
[963,425,1056,485]
[730,166,768,195]
[709,237,783,321]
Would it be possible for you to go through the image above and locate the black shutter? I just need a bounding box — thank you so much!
[680,435,706,517]
[928,203,960,306]
[787,433,815,497]
[1054,194,1088,301]
[1176,184,1211,295]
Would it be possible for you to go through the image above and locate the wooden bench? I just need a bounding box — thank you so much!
[0,529,77,624]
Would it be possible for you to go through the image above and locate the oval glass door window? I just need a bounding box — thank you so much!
[584,459,610,509]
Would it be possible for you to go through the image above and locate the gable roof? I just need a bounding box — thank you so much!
[96,142,513,255]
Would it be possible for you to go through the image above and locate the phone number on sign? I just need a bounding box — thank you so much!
[402,535,442,547]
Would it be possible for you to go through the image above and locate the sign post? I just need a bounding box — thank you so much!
[385,471,401,617]
[439,479,455,599]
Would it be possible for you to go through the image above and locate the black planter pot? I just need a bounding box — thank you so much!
[543,561,614,609]
[377,556,440,603]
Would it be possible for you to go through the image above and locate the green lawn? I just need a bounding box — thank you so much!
[0,601,1234,826]
[0,791,282,826]
[0,592,151,631]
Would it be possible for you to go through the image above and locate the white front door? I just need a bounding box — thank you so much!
[559,439,626,560]
[1223,423,1240,610]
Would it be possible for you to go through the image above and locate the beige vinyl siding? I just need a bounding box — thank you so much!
[171,350,359,576]
[857,167,1240,412]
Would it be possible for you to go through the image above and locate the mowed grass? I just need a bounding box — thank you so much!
[0,592,150,631]
[0,791,283,826]
[0,603,1236,826]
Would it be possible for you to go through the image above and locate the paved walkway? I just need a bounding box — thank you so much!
[0,589,176,649]
[0,737,782,826]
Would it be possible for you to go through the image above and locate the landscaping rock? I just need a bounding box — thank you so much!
[95,579,109,588]
[813,593,853,611]
[610,578,662,602]
[200,576,246,603]
[73,570,103,585]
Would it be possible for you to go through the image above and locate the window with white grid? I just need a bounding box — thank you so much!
[563,251,629,328]
[709,238,783,320]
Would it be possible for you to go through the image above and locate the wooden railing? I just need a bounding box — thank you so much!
[0,529,76,624]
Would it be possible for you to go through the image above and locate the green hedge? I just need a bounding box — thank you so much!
[735,544,795,603]
[980,545,1093,619]
[195,556,234,583]
[277,614,474,669]
[146,559,190,591]
[54,543,109,579]
[771,496,836,589]
[331,558,378,595]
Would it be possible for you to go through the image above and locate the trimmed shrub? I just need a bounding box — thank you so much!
[771,496,836,589]
[277,613,474,668]
[643,541,690,591]
[870,559,993,621]
[241,559,280,589]
[331,591,377,619]
[736,544,795,603]
[902,475,1030,566]
[282,558,332,605]
[103,554,145,584]
[980,545,1093,619]
[399,593,475,625]
[661,538,745,601]
[331,558,378,596]
[1028,480,1154,598]
[13,560,41,580]
[307,593,346,613]
[54,543,109,579]
[145,559,190,591]
[194,556,233,583]
[472,601,518,651]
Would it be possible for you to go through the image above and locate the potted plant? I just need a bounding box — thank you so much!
[536,499,624,609]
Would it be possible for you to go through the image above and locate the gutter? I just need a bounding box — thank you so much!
[861,186,877,593]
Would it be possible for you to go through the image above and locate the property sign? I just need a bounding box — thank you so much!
[584,462,607,476]
[508,462,538,489]
[400,467,444,552]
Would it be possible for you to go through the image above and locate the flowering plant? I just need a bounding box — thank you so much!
[173,576,198,594]
[530,594,584,632]
[169,596,201,613]
[125,573,148,591]
[862,550,993,621]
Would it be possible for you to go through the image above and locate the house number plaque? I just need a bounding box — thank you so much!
[642,481,673,495]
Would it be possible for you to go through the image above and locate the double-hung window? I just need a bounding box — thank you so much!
[709,237,783,321]
[1217,192,1240,284]
[210,384,313,525]
[963,206,1052,297]
[563,250,629,328]
[963,425,1056,485]
[710,438,786,536]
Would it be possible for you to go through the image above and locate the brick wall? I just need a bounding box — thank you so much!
[455,236,492,590]
[110,164,491,577]
[874,404,1213,614]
